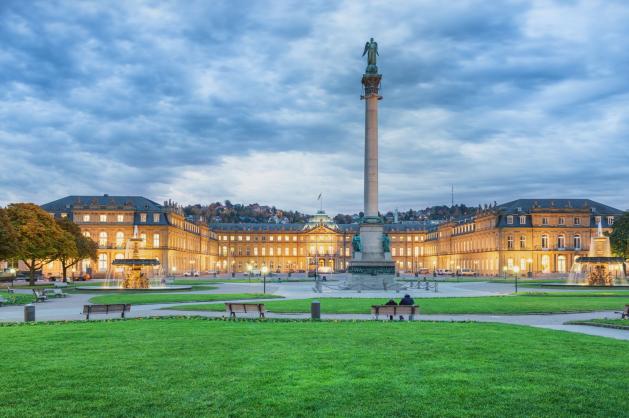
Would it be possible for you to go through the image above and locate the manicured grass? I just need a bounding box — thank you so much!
[566,319,629,330]
[0,291,33,305]
[167,294,629,314]
[89,293,283,305]
[171,279,221,285]
[0,319,627,417]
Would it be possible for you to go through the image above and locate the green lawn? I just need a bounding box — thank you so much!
[166,294,629,314]
[0,291,33,305]
[171,279,221,285]
[89,293,283,305]
[566,319,629,330]
[0,319,627,417]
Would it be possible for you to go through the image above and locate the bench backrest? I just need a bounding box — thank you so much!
[225,303,265,313]
[83,304,131,314]
[625,305,629,314]
[371,305,418,315]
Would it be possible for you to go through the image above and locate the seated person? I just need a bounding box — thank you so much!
[384,299,397,320]
[398,294,415,320]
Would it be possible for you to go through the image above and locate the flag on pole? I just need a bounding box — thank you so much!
[317,193,322,200]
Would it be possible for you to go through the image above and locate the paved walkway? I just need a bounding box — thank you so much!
[1,280,627,341]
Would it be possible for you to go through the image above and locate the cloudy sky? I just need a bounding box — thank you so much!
[1,0,628,213]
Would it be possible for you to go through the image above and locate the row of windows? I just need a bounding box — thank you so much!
[219,246,351,257]
[506,234,582,250]
[506,215,614,226]
[80,213,161,223]
[85,231,160,248]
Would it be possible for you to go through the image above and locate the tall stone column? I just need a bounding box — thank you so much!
[362,74,382,219]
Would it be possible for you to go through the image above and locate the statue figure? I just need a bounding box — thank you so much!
[352,235,362,252]
[382,234,390,253]
[362,37,379,73]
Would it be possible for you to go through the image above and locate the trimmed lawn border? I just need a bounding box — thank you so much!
[566,319,629,331]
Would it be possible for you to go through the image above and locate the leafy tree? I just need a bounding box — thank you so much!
[55,218,98,282]
[608,212,629,259]
[6,203,66,285]
[0,207,18,262]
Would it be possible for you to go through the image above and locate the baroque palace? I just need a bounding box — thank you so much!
[41,196,622,278]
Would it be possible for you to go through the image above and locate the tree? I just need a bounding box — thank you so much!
[55,218,98,281]
[0,207,18,263]
[6,203,66,285]
[608,212,629,259]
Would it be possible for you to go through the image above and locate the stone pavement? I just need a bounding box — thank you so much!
[1,279,627,341]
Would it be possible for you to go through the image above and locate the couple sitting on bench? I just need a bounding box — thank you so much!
[384,294,415,320]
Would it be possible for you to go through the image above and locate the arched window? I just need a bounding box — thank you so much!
[557,235,565,249]
[573,234,581,250]
[541,234,549,249]
[541,255,550,273]
[98,253,108,272]
[116,232,124,247]
[558,255,566,273]
[99,232,107,247]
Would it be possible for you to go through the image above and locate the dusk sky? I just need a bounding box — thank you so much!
[1,0,628,213]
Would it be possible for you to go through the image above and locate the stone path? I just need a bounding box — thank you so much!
[1,279,627,341]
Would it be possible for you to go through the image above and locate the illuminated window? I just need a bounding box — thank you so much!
[98,232,107,246]
[60,213,67,218]
[595,216,601,225]
[83,231,91,238]
[117,214,124,222]
[153,213,160,223]
[608,216,615,225]
[100,214,107,222]
[140,213,147,223]
[270,248,274,256]
[292,248,297,256]
[507,236,514,249]
[574,235,581,249]
[153,233,160,248]
[520,235,526,249]
[519,216,526,225]
[83,214,91,222]
[507,216,513,225]
[98,254,108,272]
[557,235,565,249]
[541,234,549,249]
[140,233,146,248]
[115,232,124,247]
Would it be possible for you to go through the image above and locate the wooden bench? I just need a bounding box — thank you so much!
[225,303,266,318]
[371,305,419,320]
[32,289,47,303]
[83,304,131,320]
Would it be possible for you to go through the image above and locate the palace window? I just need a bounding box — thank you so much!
[254,247,258,256]
[557,235,565,249]
[507,216,513,225]
[519,216,526,225]
[507,236,514,249]
[269,236,274,241]
[573,234,581,250]
[100,214,107,222]
[246,236,250,241]
[117,214,124,222]
[541,234,549,249]
[140,233,147,248]
[392,248,396,256]
[60,213,67,218]
[140,213,147,223]
[270,248,274,256]
[595,216,601,225]
[542,217,549,225]
[153,213,160,223]
[574,217,580,226]
[399,247,404,256]
[293,248,297,256]
[520,235,526,249]
[116,232,124,247]
[558,217,565,226]
[83,231,91,238]
[83,214,91,222]
[153,234,160,248]
[608,216,615,225]
[98,254,108,272]
[99,232,107,247]
[238,236,243,241]
[261,247,266,256]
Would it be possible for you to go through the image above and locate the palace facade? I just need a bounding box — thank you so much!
[41,195,218,278]
[40,196,623,277]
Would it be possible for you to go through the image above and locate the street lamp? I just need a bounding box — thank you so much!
[261,266,268,294]
[527,258,533,278]
[190,259,195,277]
[513,266,520,293]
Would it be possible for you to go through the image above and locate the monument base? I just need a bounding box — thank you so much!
[346,257,402,291]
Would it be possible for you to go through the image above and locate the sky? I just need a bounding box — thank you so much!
[1,0,628,214]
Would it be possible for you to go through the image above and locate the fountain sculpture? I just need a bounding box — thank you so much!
[568,222,627,286]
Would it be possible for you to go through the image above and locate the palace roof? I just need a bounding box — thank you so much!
[497,199,623,214]
[41,195,163,212]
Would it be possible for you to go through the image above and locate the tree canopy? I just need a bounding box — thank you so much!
[0,207,18,262]
[608,212,629,259]
[55,217,98,280]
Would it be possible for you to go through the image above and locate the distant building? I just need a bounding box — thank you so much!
[40,196,623,277]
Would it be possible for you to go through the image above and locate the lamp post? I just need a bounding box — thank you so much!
[190,259,195,277]
[513,266,520,293]
[261,266,268,294]
[527,258,533,279]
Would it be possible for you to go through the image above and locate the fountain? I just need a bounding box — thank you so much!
[77,226,192,291]
[568,222,628,286]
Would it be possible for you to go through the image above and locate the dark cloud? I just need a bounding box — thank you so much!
[1,0,629,212]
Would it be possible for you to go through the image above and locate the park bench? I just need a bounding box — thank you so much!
[83,304,131,320]
[225,303,266,318]
[32,289,47,303]
[43,288,66,298]
[371,305,419,320]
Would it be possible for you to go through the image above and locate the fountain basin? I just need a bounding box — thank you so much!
[75,285,193,292]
